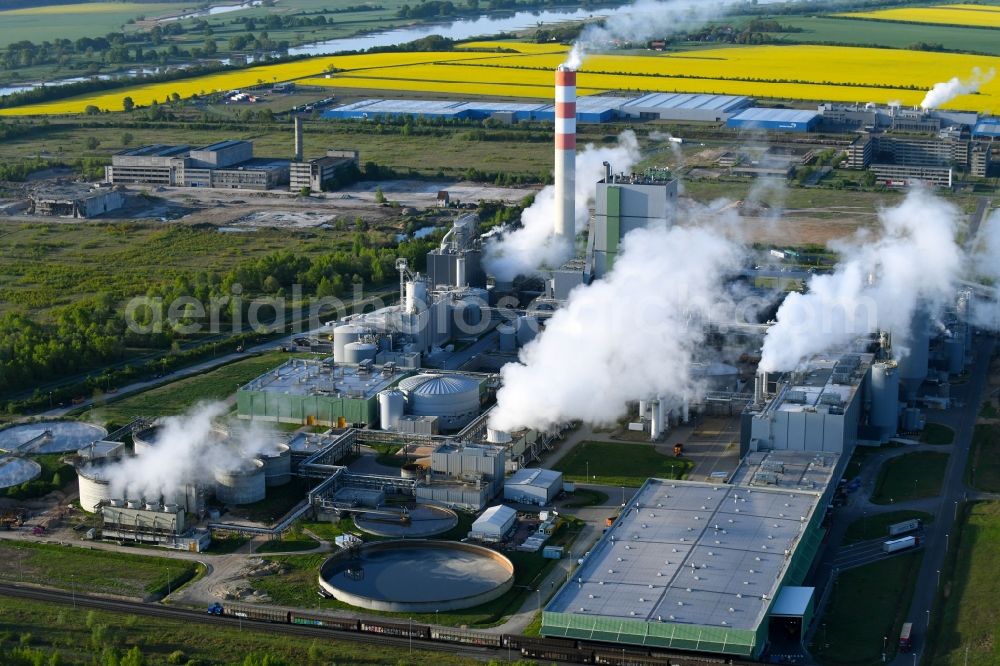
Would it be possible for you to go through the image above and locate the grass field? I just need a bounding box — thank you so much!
[7,42,1000,115]
[552,440,692,487]
[840,4,1000,30]
[871,451,949,504]
[842,510,934,546]
[921,422,957,445]
[0,2,187,48]
[966,423,1000,492]
[0,540,200,599]
[929,501,1000,666]
[86,351,298,425]
[810,551,923,665]
[0,594,479,666]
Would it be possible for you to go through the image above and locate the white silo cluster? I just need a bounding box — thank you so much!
[396,373,483,431]
[637,395,692,442]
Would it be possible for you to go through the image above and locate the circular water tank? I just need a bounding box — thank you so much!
[379,390,405,431]
[109,498,124,508]
[132,425,163,456]
[343,341,377,365]
[145,501,161,512]
[498,324,517,353]
[398,373,481,430]
[77,465,112,513]
[515,316,539,346]
[126,499,142,510]
[870,361,900,439]
[0,456,42,490]
[214,459,266,505]
[333,325,363,362]
[453,300,482,330]
[405,280,429,313]
[260,444,292,487]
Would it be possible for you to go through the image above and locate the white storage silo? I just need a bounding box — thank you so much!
[214,459,266,504]
[398,373,481,430]
[405,278,429,314]
[378,389,405,431]
[333,325,363,362]
[343,341,378,364]
[77,465,113,513]
[870,361,899,440]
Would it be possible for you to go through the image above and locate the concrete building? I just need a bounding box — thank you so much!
[727,108,820,133]
[188,140,253,168]
[591,168,679,279]
[321,96,636,123]
[28,184,124,218]
[289,149,360,193]
[503,467,563,505]
[847,133,990,182]
[104,144,190,185]
[742,353,873,455]
[416,442,505,511]
[425,213,487,289]
[543,473,829,660]
[236,358,411,427]
[619,92,751,121]
[468,504,517,542]
[100,502,210,551]
[107,140,289,190]
[870,163,953,188]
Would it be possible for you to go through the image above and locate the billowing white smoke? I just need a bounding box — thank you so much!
[103,402,275,502]
[971,209,1000,328]
[564,0,743,68]
[489,212,745,432]
[484,130,640,281]
[920,67,995,110]
[759,187,964,372]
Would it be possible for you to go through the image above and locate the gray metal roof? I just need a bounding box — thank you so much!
[116,144,189,157]
[507,467,563,489]
[622,92,750,112]
[398,373,480,396]
[472,504,517,531]
[730,107,819,124]
[770,586,813,616]
[198,139,249,152]
[241,359,407,400]
[546,478,822,630]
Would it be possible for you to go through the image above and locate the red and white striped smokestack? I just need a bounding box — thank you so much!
[554,66,576,247]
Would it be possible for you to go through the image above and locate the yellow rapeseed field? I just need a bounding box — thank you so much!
[4,43,999,115]
[455,41,570,54]
[839,4,1000,29]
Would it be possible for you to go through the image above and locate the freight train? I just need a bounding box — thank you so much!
[215,603,755,666]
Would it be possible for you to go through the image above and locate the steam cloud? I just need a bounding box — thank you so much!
[971,209,1000,328]
[920,67,995,110]
[564,0,744,68]
[100,402,276,503]
[489,208,746,432]
[484,130,641,281]
[759,187,964,372]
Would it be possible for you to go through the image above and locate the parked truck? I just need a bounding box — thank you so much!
[883,536,917,553]
[888,518,922,536]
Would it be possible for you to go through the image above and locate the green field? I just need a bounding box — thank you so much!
[966,423,1000,492]
[0,540,199,599]
[929,501,1000,666]
[842,510,934,546]
[921,423,956,446]
[552,440,693,488]
[86,351,300,425]
[0,2,187,48]
[810,551,923,665]
[0,594,480,666]
[870,451,949,505]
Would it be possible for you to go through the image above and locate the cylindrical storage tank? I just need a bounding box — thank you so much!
[453,300,482,331]
[498,324,517,353]
[126,500,141,509]
[378,389,405,431]
[638,400,650,418]
[343,341,377,365]
[163,503,179,513]
[333,325,363,362]
[897,310,930,401]
[945,338,964,375]
[259,444,292,487]
[132,425,163,456]
[398,373,482,430]
[145,501,161,512]
[515,316,539,347]
[109,498,124,508]
[214,459,266,505]
[77,465,112,513]
[405,279,429,313]
[870,361,900,440]
[486,428,512,444]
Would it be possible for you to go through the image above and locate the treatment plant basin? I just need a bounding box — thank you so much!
[319,540,514,612]
[0,421,106,454]
[353,504,458,538]
[0,456,42,489]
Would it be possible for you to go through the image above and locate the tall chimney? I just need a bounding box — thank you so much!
[294,116,303,162]
[554,66,576,248]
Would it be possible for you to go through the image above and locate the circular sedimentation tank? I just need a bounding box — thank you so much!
[319,540,514,612]
[131,424,163,456]
[0,421,106,454]
[354,504,458,538]
[0,456,42,489]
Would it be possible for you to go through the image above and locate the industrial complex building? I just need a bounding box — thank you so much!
[726,108,821,133]
[28,183,125,218]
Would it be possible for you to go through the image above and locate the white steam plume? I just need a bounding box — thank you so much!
[489,210,745,432]
[484,130,640,281]
[564,0,744,68]
[920,67,994,110]
[971,209,1000,328]
[102,402,276,503]
[759,187,963,372]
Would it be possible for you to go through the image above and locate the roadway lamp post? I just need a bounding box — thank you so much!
[937,569,941,588]
[954,501,959,521]
[926,609,931,630]
[586,461,589,485]
[408,617,412,654]
[946,533,950,551]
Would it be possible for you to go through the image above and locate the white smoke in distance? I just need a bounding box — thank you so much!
[484,130,641,281]
[971,209,1000,328]
[759,187,964,372]
[489,207,747,432]
[101,402,277,503]
[920,67,995,110]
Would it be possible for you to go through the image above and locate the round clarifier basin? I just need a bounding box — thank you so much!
[319,540,514,612]
[353,504,458,538]
[0,456,42,489]
[0,421,107,454]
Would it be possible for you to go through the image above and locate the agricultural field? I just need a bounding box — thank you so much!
[840,3,1000,30]
[0,2,188,48]
[10,40,1000,116]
